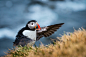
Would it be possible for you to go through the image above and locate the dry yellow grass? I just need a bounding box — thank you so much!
[4,28,86,57]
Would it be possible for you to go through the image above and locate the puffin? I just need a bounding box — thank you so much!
[13,20,64,46]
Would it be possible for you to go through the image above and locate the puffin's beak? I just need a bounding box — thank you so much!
[35,22,41,30]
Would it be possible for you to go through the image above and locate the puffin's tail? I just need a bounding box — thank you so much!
[13,37,20,46]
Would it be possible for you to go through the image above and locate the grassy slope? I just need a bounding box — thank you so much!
[4,28,86,57]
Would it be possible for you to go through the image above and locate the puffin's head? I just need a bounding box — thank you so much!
[26,20,41,30]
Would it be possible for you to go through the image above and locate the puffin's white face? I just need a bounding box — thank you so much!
[28,22,37,29]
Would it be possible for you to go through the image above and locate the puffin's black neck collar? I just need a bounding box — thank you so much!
[25,26,35,31]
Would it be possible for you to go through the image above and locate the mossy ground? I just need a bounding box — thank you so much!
[3,28,86,57]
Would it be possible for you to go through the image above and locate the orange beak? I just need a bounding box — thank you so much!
[36,22,41,30]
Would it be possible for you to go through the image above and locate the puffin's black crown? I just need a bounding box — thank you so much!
[28,20,37,24]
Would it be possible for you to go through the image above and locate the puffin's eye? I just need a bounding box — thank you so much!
[32,23,33,25]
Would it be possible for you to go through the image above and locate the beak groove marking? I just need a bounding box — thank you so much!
[35,26,36,29]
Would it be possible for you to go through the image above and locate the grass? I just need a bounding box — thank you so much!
[3,28,86,57]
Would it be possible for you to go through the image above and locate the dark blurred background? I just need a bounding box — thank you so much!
[0,0,86,56]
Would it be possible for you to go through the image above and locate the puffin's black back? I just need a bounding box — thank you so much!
[13,27,35,46]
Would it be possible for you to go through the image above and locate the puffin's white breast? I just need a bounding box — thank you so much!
[22,30,36,40]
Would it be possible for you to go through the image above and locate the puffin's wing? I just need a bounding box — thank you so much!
[36,23,64,40]
[18,38,32,46]
[13,35,33,46]
[13,35,27,46]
